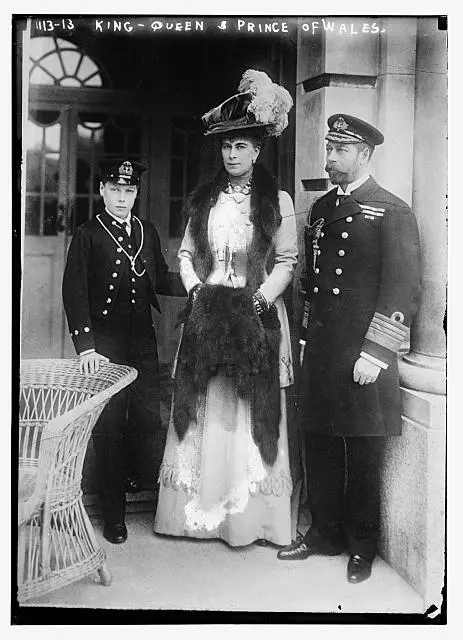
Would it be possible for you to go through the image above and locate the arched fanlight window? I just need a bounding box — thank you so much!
[29,36,108,88]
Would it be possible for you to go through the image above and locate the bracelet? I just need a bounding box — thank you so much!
[189,283,203,302]
[253,290,269,315]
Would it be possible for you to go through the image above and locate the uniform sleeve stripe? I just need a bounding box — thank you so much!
[365,327,404,353]
[369,319,407,340]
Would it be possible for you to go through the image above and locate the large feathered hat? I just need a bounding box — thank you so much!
[202,69,293,138]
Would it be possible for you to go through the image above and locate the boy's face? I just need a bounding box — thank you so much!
[100,181,138,219]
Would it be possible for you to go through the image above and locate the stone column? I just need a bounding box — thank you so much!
[377,17,447,611]
[398,18,447,395]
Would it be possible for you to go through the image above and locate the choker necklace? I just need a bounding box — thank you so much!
[225,177,253,196]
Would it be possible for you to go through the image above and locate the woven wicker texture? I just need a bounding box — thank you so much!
[17,359,137,603]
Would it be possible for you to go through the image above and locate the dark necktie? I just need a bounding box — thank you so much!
[337,193,348,207]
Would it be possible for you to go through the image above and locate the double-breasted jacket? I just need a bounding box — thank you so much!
[299,176,422,437]
[63,209,185,355]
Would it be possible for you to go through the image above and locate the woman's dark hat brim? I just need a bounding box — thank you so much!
[204,121,269,136]
[202,92,269,136]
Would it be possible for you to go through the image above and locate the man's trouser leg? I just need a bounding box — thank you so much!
[124,310,165,489]
[305,433,347,553]
[344,436,383,561]
[92,315,130,525]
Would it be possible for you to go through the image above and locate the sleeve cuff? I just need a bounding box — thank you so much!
[360,351,389,370]
[364,311,408,354]
[79,348,95,357]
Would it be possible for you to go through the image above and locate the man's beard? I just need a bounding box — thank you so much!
[325,166,349,185]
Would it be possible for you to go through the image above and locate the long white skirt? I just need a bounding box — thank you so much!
[154,371,293,547]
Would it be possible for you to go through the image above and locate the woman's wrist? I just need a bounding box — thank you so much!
[189,283,203,302]
[253,290,269,315]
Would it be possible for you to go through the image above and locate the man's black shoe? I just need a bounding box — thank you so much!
[277,538,315,560]
[347,554,372,584]
[277,531,345,560]
[103,522,128,544]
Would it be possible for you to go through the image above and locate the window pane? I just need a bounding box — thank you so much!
[85,73,103,87]
[75,196,91,230]
[40,53,64,78]
[30,110,60,127]
[29,37,57,60]
[44,123,61,151]
[30,67,54,85]
[43,197,58,235]
[26,150,42,192]
[30,36,104,88]
[76,158,91,195]
[78,57,98,83]
[44,154,60,193]
[61,50,80,76]
[25,195,40,235]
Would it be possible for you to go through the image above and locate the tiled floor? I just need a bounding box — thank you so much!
[22,510,424,614]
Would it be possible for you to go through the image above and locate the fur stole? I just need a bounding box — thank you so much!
[186,163,282,292]
[173,285,281,466]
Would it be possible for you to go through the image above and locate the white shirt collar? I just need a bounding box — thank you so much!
[337,173,370,196]
[105,208,131,230]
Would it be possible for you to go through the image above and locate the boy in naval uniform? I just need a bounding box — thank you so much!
[277,115,422,584]
[63,158,185,544]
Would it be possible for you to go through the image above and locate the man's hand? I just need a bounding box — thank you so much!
[353,356,381,385]
[79,351,110,375]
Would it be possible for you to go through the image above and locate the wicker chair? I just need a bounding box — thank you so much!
[18,359,137,603]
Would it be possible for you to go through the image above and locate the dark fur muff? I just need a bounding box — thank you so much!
[174,285,281,466]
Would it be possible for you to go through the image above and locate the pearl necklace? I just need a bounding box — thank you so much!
[224,177,253,196]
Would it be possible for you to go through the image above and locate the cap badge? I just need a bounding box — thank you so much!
[119,161,133,177]
[333,117,348,131]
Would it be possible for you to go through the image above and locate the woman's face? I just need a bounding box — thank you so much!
[221,137,261,179]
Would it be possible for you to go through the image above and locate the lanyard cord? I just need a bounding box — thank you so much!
[97,214,146,277]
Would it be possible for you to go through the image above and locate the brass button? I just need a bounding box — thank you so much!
[106,298,112,303]
[74,329,79,335]
[317,250,322,256]
[84,327,90,333]
[109,284,114,290]
[112,272,118,278]
[118,236,124,242]
[131,299,136,304]
[117,248,122,253]
[342,232,349,239]
[112,221,117,226]
[333,288,340,295]
[115,259,121,265]
[313,287,319,293]
[320,232,325,238]
[315,268,320,274]
[131,278,136,283]
[346,216,353,223]
[335,268,343,275]
[128,244,132,249]
[132,289,136,294]
[102,310,108,315]
[338,249,345,257]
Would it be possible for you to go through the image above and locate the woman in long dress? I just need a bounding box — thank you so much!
[154,70,297,547]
